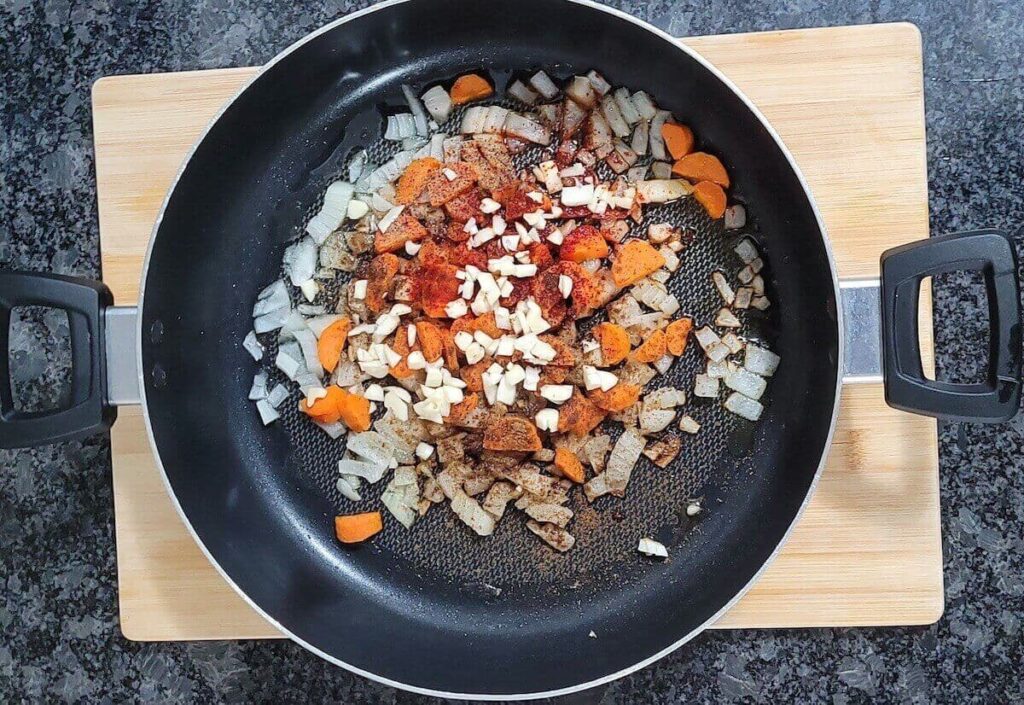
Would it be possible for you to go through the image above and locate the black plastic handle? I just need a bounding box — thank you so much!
[880,230,1021,422]
[0,272,116,448]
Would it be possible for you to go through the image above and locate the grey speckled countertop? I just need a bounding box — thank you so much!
[1,0,1022,702]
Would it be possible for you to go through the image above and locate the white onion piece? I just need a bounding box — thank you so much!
[284,237,318,286]
[420,85,453,124]
[347,150,367,182]
[401,85,429,136]
[638,537,668,558]
[613,87,642,125]
[377,205,405,233]
[346,430,397,468]
[725,366,767,400]
[724,392,764,421]
[529,70,559,100]
[253,306,291,334]
[337,457,387,484]
[725,204,747,230]
[561,97,588,139]
[266,383,290,408]
[649,110,670,161]
[292,328,323,376]
[482,106,509,134]
[242,330,263,361]
[461,105,489,134]
[503,112,551,145]
[631,90,658,120]
[508,79,539,105]
[384,112,417,140]
[605,428,646,496]
[275,343,304,381]
[536,103,558,126]
[586,69,611,95]
[734,238,759,264]
[716,308,742,328]
[336,476,361,501]
[635,179,692,204]
[650,161,672,179]
[566,76,598,108]
[256,399,280,425]
[314,419,347,440]
[257,279,287,302]
[429,133,445,160]
[601,95,631,138]
[693,374,719,398]
[627,165,648,182]
[745,343,781,376]
[402,136,426,152]
[248,371,268,400]
[630,119,649,156]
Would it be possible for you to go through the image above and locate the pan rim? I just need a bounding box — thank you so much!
[134,0,844,698]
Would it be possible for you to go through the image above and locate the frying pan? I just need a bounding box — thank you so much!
[1,0,1020,698]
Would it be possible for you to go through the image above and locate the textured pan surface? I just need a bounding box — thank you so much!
[138,0,839,695]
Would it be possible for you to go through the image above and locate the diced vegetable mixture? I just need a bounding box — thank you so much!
[245,69,781,554]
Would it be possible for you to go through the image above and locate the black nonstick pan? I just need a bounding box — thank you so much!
[0,0,1019,698]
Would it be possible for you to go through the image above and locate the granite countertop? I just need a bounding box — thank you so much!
[1,0,1022,702]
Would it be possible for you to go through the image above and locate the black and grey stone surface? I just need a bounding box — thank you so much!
[1,0,1022,702]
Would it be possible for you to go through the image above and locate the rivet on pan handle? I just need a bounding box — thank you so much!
[0,271,117,448]
[880,230,1021,422]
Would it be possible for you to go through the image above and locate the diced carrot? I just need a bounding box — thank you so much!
[395,157,441,204]
[559,224,610,262]
[374,210,428,254]
[661,123,695,160]
[538,365,569,386]
[557,389,607,436]
[555,261,600,317]
[389,330,414,379]
[593,322,631,365]
[450,312,502,339]
[610,240,666,287]
[443,188,483,222]
[365,253,401,314]
[439,326,459,369]
[483,416,542,451]
[588,382,641,412]
[425,161,478,206]
[553,448,585,484]
[317,318,351,373]
[539,335,577,367]
[632,328,666,363]
[415,321,445,362]
[459,357,492,392]
[691,181,727,219]
[301,386,346,424]
[415,262,461,317]
[529,267,567,328]
[336,388,371,432]
[528,242,555,270]
[450,73,494,105]
[671,152,730,187]
[445,393,479,426]
[665,317,693,356]
[335,512,383,544]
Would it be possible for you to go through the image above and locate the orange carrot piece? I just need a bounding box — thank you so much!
[395,157,441,205]
[389,330,414,379]
[588,382,642,412]
[317,318,351,373]
[661,123,695,160]
[691,181,727,219]
[610,240,666,287]
[449,73,494,105]
[557,390,607,435]
[559,224,610,262]
[632,329,666,363]
[335,388,371,432]
[374,210,428,254]
[538,335,577,367]
[301,386,346,424]
[483,416,542,451]
[671,152,730,187]
[445,393,479,426]
[593,322,631,366]
[439,326,459,369]
[459,358,492,392]
[335,512,383,544]
[415,321,445,362]
[665,317,693,356]
[365,253,401,314]
[554,447,585,484]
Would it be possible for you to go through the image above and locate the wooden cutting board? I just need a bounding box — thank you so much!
[94,22,942,641]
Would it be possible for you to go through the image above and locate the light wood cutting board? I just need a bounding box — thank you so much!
[93,22,942,641]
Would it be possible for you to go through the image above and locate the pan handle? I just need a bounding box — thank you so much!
[880,229,1021,422]
[0,271,117,448]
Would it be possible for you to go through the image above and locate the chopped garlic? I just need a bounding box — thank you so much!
[539,384,573,404]
[415,442,434,459]
[558,274,574,298]
[465,342,486,364]
[445,299,468,318]
[480,197,501,214]
[405,240,422,256]
[638,537,668,558]
[407,351,427,370]
[346,199,369,220]
[583,365,618,392]
[299,279,319,302]
[535,408,559,431]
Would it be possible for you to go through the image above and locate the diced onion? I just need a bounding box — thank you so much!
[508,80,539,105]
[242,330,264,361]
[630,119,649,156]
[649,110,670,161]
[638,537,668,558]
[631,90,658,120]
[421,85,453,124]
[744,343,781,377]
[401,85,429,136]
[566,76,598,108]
[503,112,551,145]
[601,95,631,138]
[724,366,767,400]
[586,70,611,95]
[255,399,279,425]
[724,392,764,421]
[529,70,559,100]
[461,106,489,134]
[613,87,642,125]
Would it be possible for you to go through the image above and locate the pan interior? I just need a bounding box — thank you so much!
[139,0,839,695]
